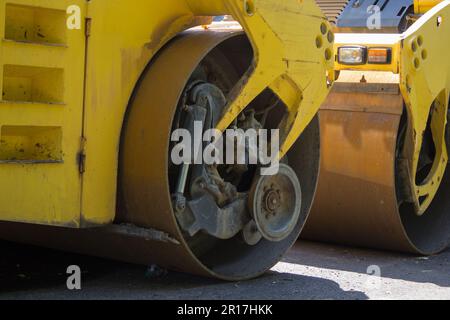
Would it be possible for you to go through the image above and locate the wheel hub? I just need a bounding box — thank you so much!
[264,189,281,213]
[249,164,302,242]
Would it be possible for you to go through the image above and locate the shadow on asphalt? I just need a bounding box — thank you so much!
[0,241,367,300]
[286,241,450,288]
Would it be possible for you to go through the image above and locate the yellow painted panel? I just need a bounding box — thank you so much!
[0,0,86,226]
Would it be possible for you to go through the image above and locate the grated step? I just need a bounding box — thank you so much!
[315,0,351,24]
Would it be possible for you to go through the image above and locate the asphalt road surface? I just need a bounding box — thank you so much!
[1,240,449,300]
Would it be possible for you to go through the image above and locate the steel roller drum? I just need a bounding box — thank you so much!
[302,71,450,255]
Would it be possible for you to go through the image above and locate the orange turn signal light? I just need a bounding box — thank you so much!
[368,48,392,64]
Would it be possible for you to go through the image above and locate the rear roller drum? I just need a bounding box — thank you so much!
[303,81,450,255]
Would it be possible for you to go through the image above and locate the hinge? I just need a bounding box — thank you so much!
[85,18,92,37]
[78,136,87,174]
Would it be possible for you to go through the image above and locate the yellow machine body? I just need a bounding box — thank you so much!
[415,0,445,13]
[0,0,332,227]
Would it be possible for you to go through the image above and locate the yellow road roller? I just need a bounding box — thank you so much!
[0,0,334,280]
[305,0,450,255]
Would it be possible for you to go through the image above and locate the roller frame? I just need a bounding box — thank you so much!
[190,0,334,159]
[399,1,450,215]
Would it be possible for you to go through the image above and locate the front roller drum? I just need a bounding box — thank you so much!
[0,29,320,281]
[117,29,320,280]
[302,82,450,255]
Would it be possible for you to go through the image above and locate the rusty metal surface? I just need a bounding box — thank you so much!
[303,76,450,255]
[118,30,238,279]
[115,27,322,281]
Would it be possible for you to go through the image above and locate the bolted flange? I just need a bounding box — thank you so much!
[248,164,302,242]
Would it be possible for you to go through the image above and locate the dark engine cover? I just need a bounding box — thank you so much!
[336,0,414,33]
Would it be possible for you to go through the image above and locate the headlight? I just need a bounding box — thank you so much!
[338,46,367,65]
